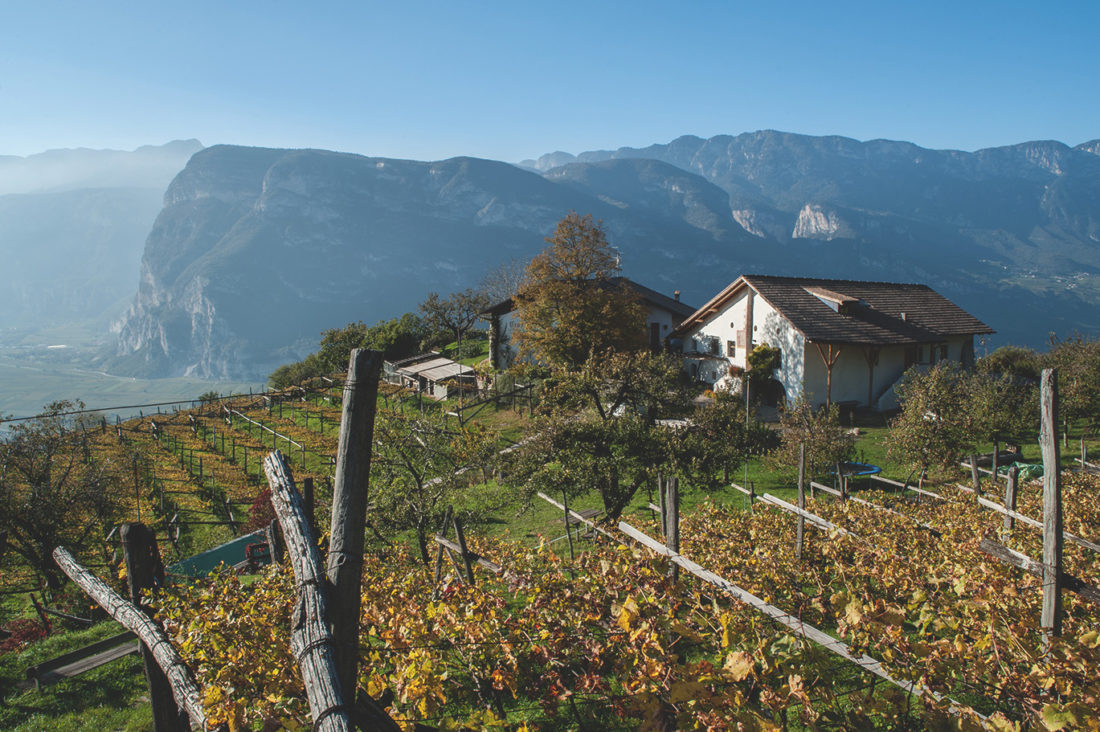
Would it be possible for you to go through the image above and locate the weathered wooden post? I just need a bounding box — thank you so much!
[969,454,981,494]
[453,516,476,585]
[325,349,383,700]
[796,443,806,560]
[665,476,680,582]
[1004,466,1019,533]
[303,477,315,539]
[1040,369,1063,648]
[432,506,454,598]
[562,488,575,563]
[121,523,189,731]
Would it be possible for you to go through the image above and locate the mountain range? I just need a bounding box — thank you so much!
[0,140,203,339]
[105,131,1100,379]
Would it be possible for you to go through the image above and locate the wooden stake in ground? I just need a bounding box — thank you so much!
[326,349,383,698]
[796,443,806,560]
[264,452,351,732]
[665,476,679,582]
[121,523,189,732]
[969,454,981,494]
[52,547,215,730]
[1039,368,1063,647]
[1004,466,1018,533]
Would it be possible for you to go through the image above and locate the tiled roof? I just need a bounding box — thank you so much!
[676,275,994,345]
[482,277,696,319]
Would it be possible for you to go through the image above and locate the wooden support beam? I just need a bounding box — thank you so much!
[325,349,383,701]
[121,523,189,731]
[1040,369,1063,645]
[263,452,353,732]
[758,494,856,538]
[52,547,215,730]
[813,342,842,405]
[975,496,1100,554]
[979,536,1100,605]
[810,480,842,498]
[432,534,503,576]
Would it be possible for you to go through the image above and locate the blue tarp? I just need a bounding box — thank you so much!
[167,531,265,578]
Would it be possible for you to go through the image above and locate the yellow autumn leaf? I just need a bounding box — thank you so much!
[724,651,755,681]
[618,596,641,631]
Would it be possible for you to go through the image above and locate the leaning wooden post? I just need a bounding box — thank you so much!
[303,477,315,539]
[452,516,476,585]
[796,443,806,560]
[1039,369,1063,648]
[969,454,981,494]
[1004,466,1019,533]
[432,506,454,598]
[325,349,383,700]
[52,546,216,730]
[121,523,189,732]
[264,452,352,732]
[666,476,680,582]
[562,488,575,563]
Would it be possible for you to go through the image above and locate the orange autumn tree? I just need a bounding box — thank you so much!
[512,213,646,369]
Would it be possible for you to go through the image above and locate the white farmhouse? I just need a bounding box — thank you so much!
[483,277,696,369]
[672,275,994,410]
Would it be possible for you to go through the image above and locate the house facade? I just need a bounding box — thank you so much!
[484,277,696,369]
[672,275,994,410]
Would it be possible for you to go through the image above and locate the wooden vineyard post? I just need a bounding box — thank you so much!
[453,516,476,585]
[263,453,353,732]
[1004,466,1019,533]
[1039,369,1063,648]
[562,488,575,563]
[120,523,190,731]
[665,476,680,582]
[325,349,383,701]
[303,477,315,538]
[969,454,981,494]
[796,443,806,560]
[432,506,454,599]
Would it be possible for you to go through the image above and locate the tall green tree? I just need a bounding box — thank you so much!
[886,363,975,479]
[513,213,647,369]
[369,404,501,565]
[1044,334,1100,444]
[0,401,126,594]
[419,289,491,360]
[502,350,685,520]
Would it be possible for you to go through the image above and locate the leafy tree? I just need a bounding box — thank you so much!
[502,350,685,520]
[886,363,974,478]
[978,345,1041,383]
[479,257,529,303]
[370,403,501,565]
[771,398,856,478]
[1043,334,1100,444]
[269,314,428,388]
[0,401,126,594]
[668,392,778,491]
[512,213,647,369]
[419,289,491,360]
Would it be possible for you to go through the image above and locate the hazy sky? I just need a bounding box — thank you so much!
[2,1,1097,161]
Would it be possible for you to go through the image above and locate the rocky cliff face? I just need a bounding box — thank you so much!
[111,147,755,378]
[112,132,1100,378]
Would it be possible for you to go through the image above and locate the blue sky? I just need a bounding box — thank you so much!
[2,1,1097,160]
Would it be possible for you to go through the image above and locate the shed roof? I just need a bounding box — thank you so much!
[395,355,474,382]
[674,275,994,345]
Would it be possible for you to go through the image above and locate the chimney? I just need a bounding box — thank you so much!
[674,290,681,302]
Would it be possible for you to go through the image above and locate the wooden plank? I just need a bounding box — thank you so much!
[979,537,1100,605]
[810,480,842,498]
[758,494,855,537]
[729,481,755,498]
[23,639,140,689]
[433,535,504,576]
[617,521,978,715]
[536,492,624,545]
[975,496,1100,554]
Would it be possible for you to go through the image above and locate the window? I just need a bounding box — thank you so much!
[727,340,736,359]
